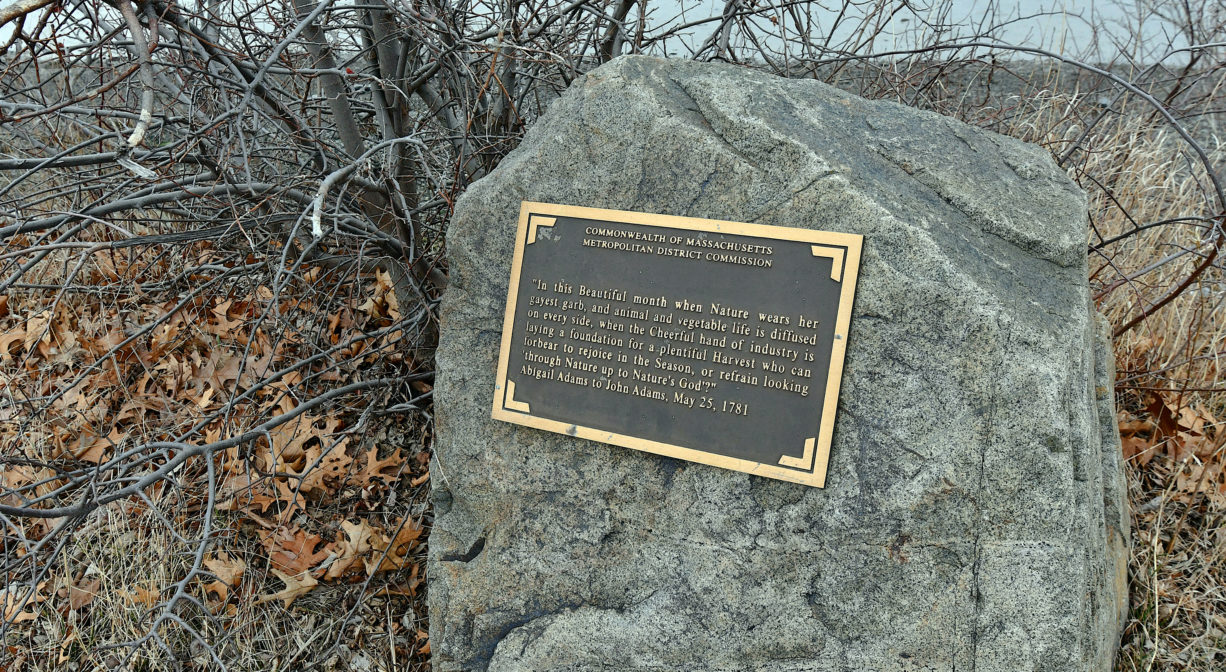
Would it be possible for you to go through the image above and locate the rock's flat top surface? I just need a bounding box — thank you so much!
[431,56,1128,672]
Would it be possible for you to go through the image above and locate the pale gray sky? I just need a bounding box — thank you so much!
[0,0,1204,64]
[650,0,1200,63]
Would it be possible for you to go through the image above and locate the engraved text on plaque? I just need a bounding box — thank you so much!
[492,202,863,487]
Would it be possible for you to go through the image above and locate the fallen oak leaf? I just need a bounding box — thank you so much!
[81,323,128,357]
[1121,435,1157,467]
[258,569,318,608]
[265,414,319,464]
[2,601,39,624]
[2,581,48,624]
[272,480,308,518]
[205,552,247,585]
[0,329,25,363]
[203,552,247,600]
[67,431,110,464]
[297,438,353,494]
[370,268,404,320]
[2,464,36,491]
[356,295,383,317]
[68,577,101,611]
[118,584,161,608]
[22,315,50,357]
[1177,405,1207,436]
[368,517,424,574]
[215,473,279,514]
[56,625,79,664]
[325,519,378,580]
[216,488,278,515]
[205,299,245,335]
[359,446,404,488]
[259,526,332,575]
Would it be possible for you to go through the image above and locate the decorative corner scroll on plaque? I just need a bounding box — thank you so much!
[492,202,863,488]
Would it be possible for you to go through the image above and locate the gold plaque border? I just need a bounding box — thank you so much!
[491,201,863,488]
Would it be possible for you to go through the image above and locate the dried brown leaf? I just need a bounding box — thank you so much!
[260,526,332,575]
[259,569,318,608]
[68,577,100,611]
[325,519,378,580]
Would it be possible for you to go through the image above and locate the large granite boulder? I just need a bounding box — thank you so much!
[430,55,1128,671]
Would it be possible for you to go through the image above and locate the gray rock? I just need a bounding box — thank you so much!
[430,55,1128,672]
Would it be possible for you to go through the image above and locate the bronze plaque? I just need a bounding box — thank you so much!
[492,202,863,487]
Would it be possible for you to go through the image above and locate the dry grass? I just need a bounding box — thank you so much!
[1076,105,1226,672]
[991,74,1226,671]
